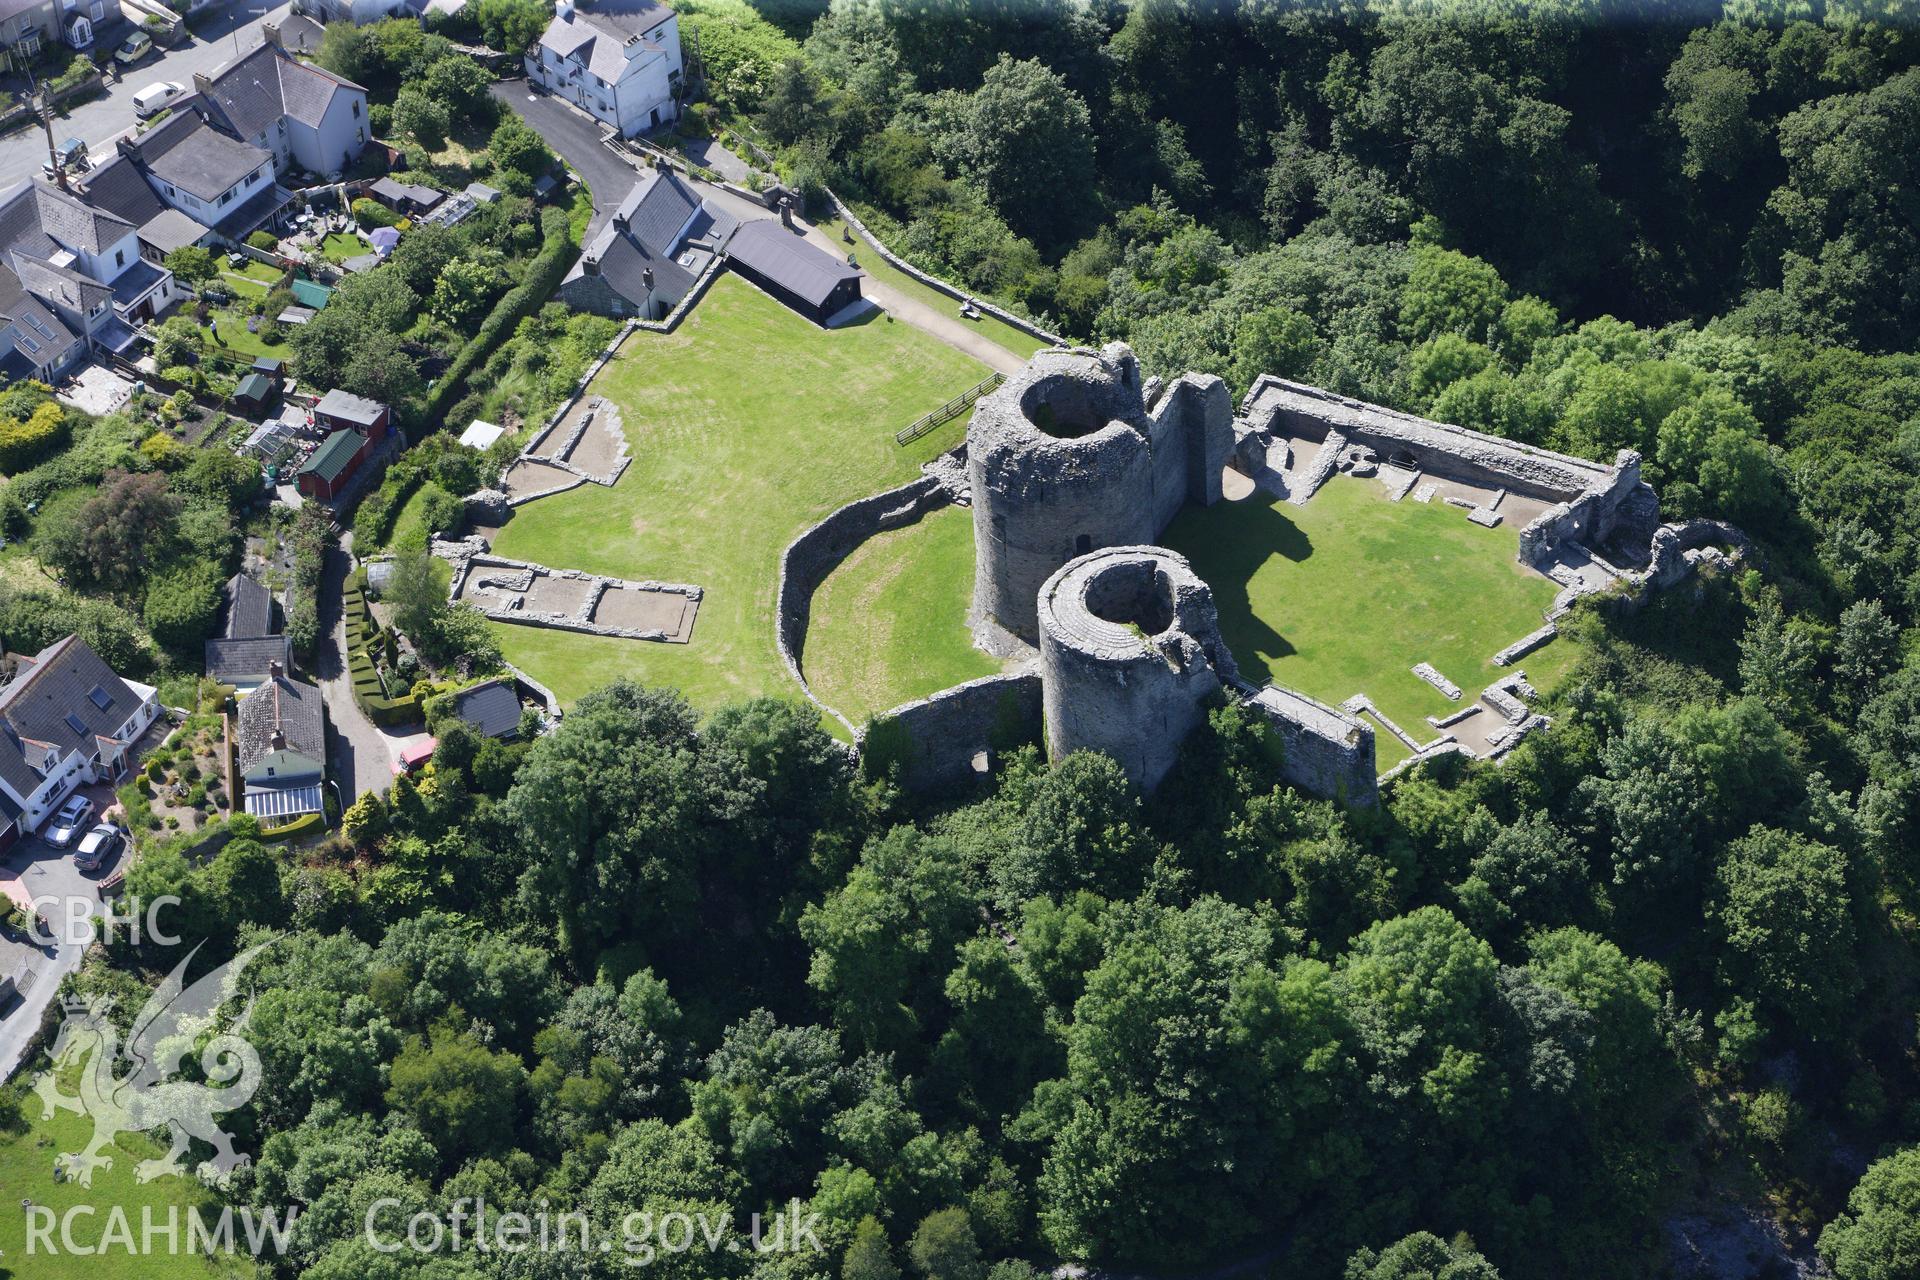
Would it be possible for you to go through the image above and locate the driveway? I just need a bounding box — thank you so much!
[0,822,130,1081]
[0,0,290,190]
[315,543,414,803]
[489,81,642,240]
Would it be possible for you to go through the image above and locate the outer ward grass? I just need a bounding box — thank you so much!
[488,274,988,723]
[802,503,1001,725]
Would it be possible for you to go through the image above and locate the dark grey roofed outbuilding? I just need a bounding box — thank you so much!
[450,678,522,739]
[315,387,385,427]
[204,635,292,686]
[223,573,275,640]
[724,219,864,321]
[137,209,209,256]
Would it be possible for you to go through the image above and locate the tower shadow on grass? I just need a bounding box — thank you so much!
[1162,492,1310,688]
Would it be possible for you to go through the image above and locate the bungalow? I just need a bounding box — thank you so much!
[234,663,327,822]
[204,573,289,692]
[448,678,523,740]
[0,634,162,849]
[313,386,389,439]
[526,0,683,139]
[295,425,373,500]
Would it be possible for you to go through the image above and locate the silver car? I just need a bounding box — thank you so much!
[44,795,94,848]
[73,822,122,873]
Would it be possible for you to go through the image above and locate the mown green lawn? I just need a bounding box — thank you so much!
[206,313,290,363]
[803,503,1001,725]
[489,274,987,722]
[0,1108,256,1278]
[316,232,365,265]
[1162,476,1580,767]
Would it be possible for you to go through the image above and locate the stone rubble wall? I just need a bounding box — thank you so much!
[775,465,962,737]
[1515,452,1651,570]
[437,541,703,642]
[1493,623,1558,666]
[1244,376,1618,501]
[1412,662,1463,700]
[864,671,1045,793]
[1241,682,1379,806]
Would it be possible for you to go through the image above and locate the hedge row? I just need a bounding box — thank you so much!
[260,812,324,842]
[424,205,578,425]
[351,461,426,550]
[344,575,423,727]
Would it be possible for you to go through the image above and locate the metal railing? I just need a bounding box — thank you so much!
[896,371,1004,446]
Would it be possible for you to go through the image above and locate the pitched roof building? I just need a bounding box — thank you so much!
[235,666,327,821]
[723,218,864,325]
[558,168,731,320]
[0,635,162,846]
[527,0,684,138]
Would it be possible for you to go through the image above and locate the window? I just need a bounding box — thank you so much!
[351,101,360,118]
[115,249,124,268]
[163,184,175,197]
[89,686,114,711]
[19,31,39,57]
[219,189,233,206]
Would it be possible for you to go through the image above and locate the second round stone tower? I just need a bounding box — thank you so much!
[968,343,1234,646]
[1037,546,1238,792]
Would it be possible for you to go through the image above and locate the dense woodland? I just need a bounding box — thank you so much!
[6,2,1920,1278]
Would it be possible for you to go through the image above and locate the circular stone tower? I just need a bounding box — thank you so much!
[1037,546,1239,793]
[969,344,1158,646]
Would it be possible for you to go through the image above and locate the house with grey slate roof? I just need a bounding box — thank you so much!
[558,167,731,319]
[204,573,292,693]
[235,664,328,822]
[0,176,183,380]
[528,0,684,138]
[182,37,370,180]
[0,635,161,849]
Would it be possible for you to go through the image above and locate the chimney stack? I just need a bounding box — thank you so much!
[270,728,285,752]
[263,21,283,51]
[778,196,793,228]
[555,0,573,19]
[582,252,599,276]
[268,659,283,679]
[192,71,213,98]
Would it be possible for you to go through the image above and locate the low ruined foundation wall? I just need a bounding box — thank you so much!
[775,468,959,735]
[864,672,1044,792]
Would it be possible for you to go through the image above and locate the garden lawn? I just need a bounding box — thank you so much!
[317,232,366,265]
[0,1108,257,1278]
[488,273,987,722]
[803,503,1001,724]
[818,214,1051,362]
[207,312,291,363]
[217,259,283,297]
[1162,475,1580,768]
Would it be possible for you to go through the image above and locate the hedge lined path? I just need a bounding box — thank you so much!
[317,542,411,800]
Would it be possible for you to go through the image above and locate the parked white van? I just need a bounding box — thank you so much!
[132,81,185,119]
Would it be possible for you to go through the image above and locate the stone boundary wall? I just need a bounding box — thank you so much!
[1243,376,1617,501]
[503,661,563,722]
[774,466,962,736]
[523,396,632,488]
[825,191,1066,348]
[865,672,1044,792]
[1241,681,1379,806]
